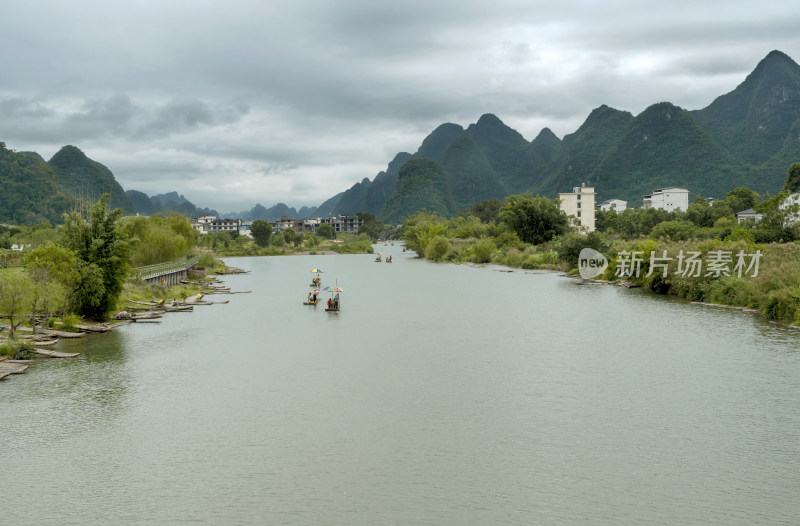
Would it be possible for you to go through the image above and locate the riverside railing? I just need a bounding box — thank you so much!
[131,255,200,281]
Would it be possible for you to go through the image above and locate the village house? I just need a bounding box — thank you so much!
[642,187,689,212]
[735,208,763,224]
[599,199,627,213]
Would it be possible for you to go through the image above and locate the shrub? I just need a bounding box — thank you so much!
[424,235,450,261]
[0,340,36,360]
[650,220,696,241]
[494,231,523,250]
[502,248,525,268]
[471,238,496,263]
[59,314,83,332]
[762,288,800,324]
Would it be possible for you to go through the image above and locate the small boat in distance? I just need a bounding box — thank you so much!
[324,283,342,312]
[375,251,382,262]
[304,290,319,305]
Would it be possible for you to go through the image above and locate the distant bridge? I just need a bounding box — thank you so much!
[131,255,200,287]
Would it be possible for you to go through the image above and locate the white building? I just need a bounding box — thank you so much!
[735,209,763,224]
[779,191,800,224]
[642,187,689,212]
[599,199,627,213]
[239,220,253,238]
[192,216,242,235]
[558,185,595,232]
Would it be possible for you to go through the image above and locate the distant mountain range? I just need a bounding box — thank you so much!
[320,50,800,222]
[2,50,799,225]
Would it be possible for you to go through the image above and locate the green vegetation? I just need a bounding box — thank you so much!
[497,194,569,245]
[48,145,134,213]
[0,142,75,224]
[399,188,800,326]
[380,159,457,224]
[0,339,36,360]
[122,213,197,267]
[59,195,130,320]
[250,219,272,247]
[783,162,800,193]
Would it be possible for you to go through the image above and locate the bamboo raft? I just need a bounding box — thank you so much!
[0,362,29,380]
[33,349,79,358]
[44,330,87,338]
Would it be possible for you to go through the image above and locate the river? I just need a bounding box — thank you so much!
[2,245,799,525]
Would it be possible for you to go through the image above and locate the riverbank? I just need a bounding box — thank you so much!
[0,273,248,382]
[406,237,800,328]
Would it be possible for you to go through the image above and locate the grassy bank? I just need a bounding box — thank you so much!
[404,231,800,327]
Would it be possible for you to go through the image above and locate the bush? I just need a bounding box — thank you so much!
[0,340,36,360]
[494,231,523,250]
[424,235,450,261]
[471,238,496,263]
[556,231,608,268]
[650,220,696,241]
[59,314,83,332]
[502,248,525,268]
[762,288,800,324]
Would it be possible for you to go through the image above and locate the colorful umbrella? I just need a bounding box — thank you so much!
[323,285,343,292]
[308,268,324,273]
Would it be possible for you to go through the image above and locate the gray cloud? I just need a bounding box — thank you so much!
[1,0,798,212]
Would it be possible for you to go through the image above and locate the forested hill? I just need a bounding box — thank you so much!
[321,50,800,222]
[48,145,134,213]
[0,142,75,224]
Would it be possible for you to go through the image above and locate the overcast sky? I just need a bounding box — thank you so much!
[1,0,798,213]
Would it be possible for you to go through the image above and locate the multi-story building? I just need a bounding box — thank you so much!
[642,187,689,212]
[321,215,364,234]
[558,185,595,232]
[192,216,242,235]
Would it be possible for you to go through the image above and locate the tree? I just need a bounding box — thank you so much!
[650,219,697,240]
[401,210,448,254]
[59,195,130,320]
[250,220,272,247]
[357,212,384,240]
[497,194,569,245]
[305,233,320,248]
[724,187,761,213]
[752,190,800,242]
[0,273,31,339]
[686,197,711,227]
[424,235,450,261]
[282,227,298,245]
[463,199,502,223]
[123,215,192,267]
[316,224,335,239]
[783,163,800,193]
[23,243,77,331]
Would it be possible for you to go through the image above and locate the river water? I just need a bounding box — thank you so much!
[2,245,799,525]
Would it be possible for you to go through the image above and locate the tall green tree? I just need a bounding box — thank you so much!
[282,228,298,245]
[250,220,272,247]
[783,162,800,193]
[59,195,130,320]
[498,194,569,245]
[316,223,335,240]
[357,212,384,240]
[0,273,31,339]
[24,243,75,331]
[724,187,761,213]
